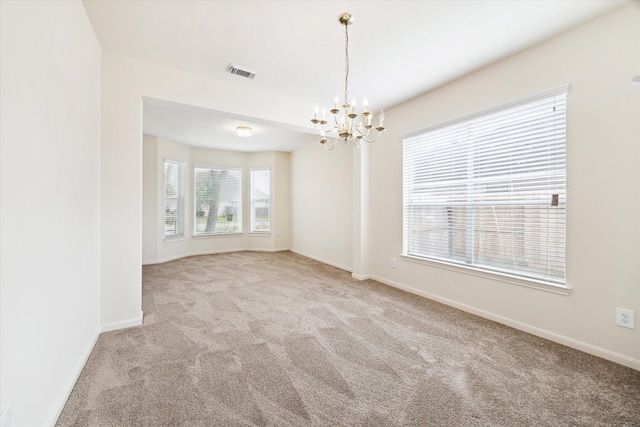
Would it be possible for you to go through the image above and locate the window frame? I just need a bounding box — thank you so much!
[250,168,271,233]
[402,85,570,295]
[193,165,243,236]
[163,159,185,239]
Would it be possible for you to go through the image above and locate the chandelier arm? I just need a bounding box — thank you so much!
[313,116,341,135]
[361,135,382,144]
[353,124,368,136]
[319,122,336,133]
[360,129,385,144]
[313,124,327,136]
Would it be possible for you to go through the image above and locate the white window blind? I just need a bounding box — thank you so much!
[250,169,270,232]
[403,87,567,284]
[194,167,242,234]
[164,160,185,238]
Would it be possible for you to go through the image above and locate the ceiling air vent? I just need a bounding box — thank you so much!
[227,64,256,80]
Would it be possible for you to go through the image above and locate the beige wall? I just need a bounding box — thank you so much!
[290,141,354,271]
[367,3,640,369]
[142,135,159,262]
[0,2,102,425]
[274,151,292,251]
[142,135,291,264]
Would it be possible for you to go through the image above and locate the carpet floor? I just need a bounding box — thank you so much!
[57,251,640,426]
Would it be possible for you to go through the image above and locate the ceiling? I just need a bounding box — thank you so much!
[143,98,318,152]
[83,0,628,152]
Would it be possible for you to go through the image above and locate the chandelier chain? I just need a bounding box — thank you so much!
[344,22,349,105]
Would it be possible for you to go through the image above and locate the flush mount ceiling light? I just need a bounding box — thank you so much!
[311,13,386,151]
[236,126,253,138]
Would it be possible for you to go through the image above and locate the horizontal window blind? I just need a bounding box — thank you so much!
[194,167,242,234]
[250,169,270,232]
[164,160,184,237]
[403,88,567,283]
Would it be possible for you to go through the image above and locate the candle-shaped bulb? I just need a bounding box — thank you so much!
[314,105,319,119]
[379,110,385,127]
[351,98,356,113]
[321,109,326,120]
[363,98,369,111]
[334,95,339,108]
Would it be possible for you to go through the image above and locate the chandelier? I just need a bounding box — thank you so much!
[311,13,386,150]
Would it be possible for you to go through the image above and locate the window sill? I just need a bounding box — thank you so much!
[400,254,571,296]
[249,232,271,237]
[192,232,243,239]
[164,236,185,244]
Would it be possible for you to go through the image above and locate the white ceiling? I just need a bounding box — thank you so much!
[83,0,628,152]
[143,98,318,152]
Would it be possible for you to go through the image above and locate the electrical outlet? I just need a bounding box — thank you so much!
[149,243,156,251]
[616,308,635,329]
[1,404,12,427]
[390,257,397,268]
[276,229,281,235]
[323,242,328,251]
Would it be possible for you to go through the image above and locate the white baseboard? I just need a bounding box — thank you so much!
[272,247,291,252]
[369,274,640,371]
[179,248,247,260]
[101,311,144,332]
[246,247,290,253]
[352,273,371,281]
[46,328,100,427]
[142,247,292,265]
[288,248,352,273]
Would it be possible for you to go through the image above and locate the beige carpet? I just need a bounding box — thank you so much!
[57,251,640,426]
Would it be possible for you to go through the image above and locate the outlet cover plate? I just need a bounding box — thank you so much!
[616,308,635,329]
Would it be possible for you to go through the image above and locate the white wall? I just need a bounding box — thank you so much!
[367,3,640,369]
[142,135,292,264]
[290,142,354,271]
[0,2,102,426]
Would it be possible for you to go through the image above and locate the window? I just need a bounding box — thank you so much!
[164,160,185,238]
[250,169,270,232]
[194,167,242,234]
[403,86,567,284]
